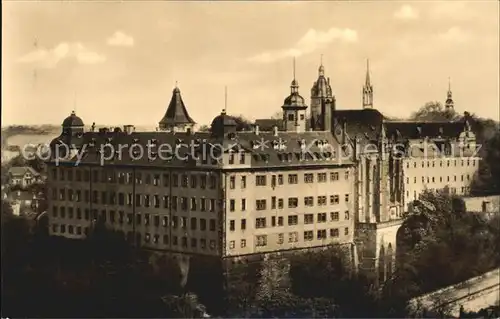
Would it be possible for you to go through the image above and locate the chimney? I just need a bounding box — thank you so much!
[255,125,260,135]
[123,125,134,134]
[273,125,278,136]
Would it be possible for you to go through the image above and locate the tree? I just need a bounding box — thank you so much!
[409,101,460,122]
[198,125,210,132]
[230,115,253,131]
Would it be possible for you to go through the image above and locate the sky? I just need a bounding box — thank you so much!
[2,1,499,127]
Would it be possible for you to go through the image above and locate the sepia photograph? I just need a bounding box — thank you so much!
[2,1,500,318]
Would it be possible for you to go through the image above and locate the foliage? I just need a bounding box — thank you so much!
[393,190,499,302]
[198,124,210,132]
[409,101,461,122]
[1,221,204,318]
[230,114,253,131]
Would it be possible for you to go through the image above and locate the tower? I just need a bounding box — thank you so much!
[282,58,308,132]
[362,59,373,109]
[159,84,196,132]
[445,77,454,111]
[310,56,334,131]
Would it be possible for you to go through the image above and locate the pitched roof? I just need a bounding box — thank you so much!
[334,109,386,145]
[384,121,466,140]
[48,129,354,169]
[159,87,196,126]
[8,166,40,177]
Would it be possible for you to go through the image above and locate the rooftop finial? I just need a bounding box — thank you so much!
[293,57,296,80]
[73,91,77,113]
[319,54,325,76]
[175,80,178,88]
[224,85,228,113]
[448,77,451,92]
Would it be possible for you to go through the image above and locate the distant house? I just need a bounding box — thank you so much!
[463,195,500,220]
[7,189,42,216]
[8,166,41,188]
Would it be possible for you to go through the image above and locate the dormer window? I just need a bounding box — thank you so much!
[133,138,139,143]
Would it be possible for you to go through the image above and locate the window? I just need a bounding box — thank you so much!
[229,153,235,165]
[278,198,284,209]
[304,214,314,224]
[304,173,314,183]
[317,229,327,239]
[241,219,246,230]
[331,212,339,221]
[278,174,284,185]
[277,233,284,244]
[278,216,283,226]
[229,240,235,249]
[288,215,298,225]
[256,235,267,246]
[191,218,197,230]
[317,213,327,223]
[256,218,266,228]
[271,196,276,209]
[288,174,298,184]
[330,228,339,237]
[288,232,298,243]
[241,199,246,211]
[256,175,267,186]
[229,220,235,231]
[317,196,327,206]
[344,211,350,220]
[345,194,349,203]
[241,239,246,248]
[241,176,246,188]
[229,199,235,212]
[229,176,235,189]
[330,172,339,181]
[210,219,216,231]
[256,199,266,211]
[304,196,314,206]
[318,173,327,183]
[304,231,313,241]
[288,197,298,208]
[344,227,349,235]
[239,153,245,164]
[330,195,340,205]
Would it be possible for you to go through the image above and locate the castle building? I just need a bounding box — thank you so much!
[46,60,479,284]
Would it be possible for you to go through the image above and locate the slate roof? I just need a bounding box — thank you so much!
[159,87,196,126]
[334,108,386,146]
[9,166,40,177]
[48,129,354,169]
[384,121,467,141]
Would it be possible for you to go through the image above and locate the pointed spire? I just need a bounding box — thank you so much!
[362,59,373,109]
[445,77,454,110]
[291,57,299,93]
[365,59,371,87]
[159,84,196,129]
[319,54,325,76]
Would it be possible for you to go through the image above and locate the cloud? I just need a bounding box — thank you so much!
[107,31,134,47]
[393,5,419,20]
[438,27,471,43]
[247,27,357,63]
[16,42,106,68]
